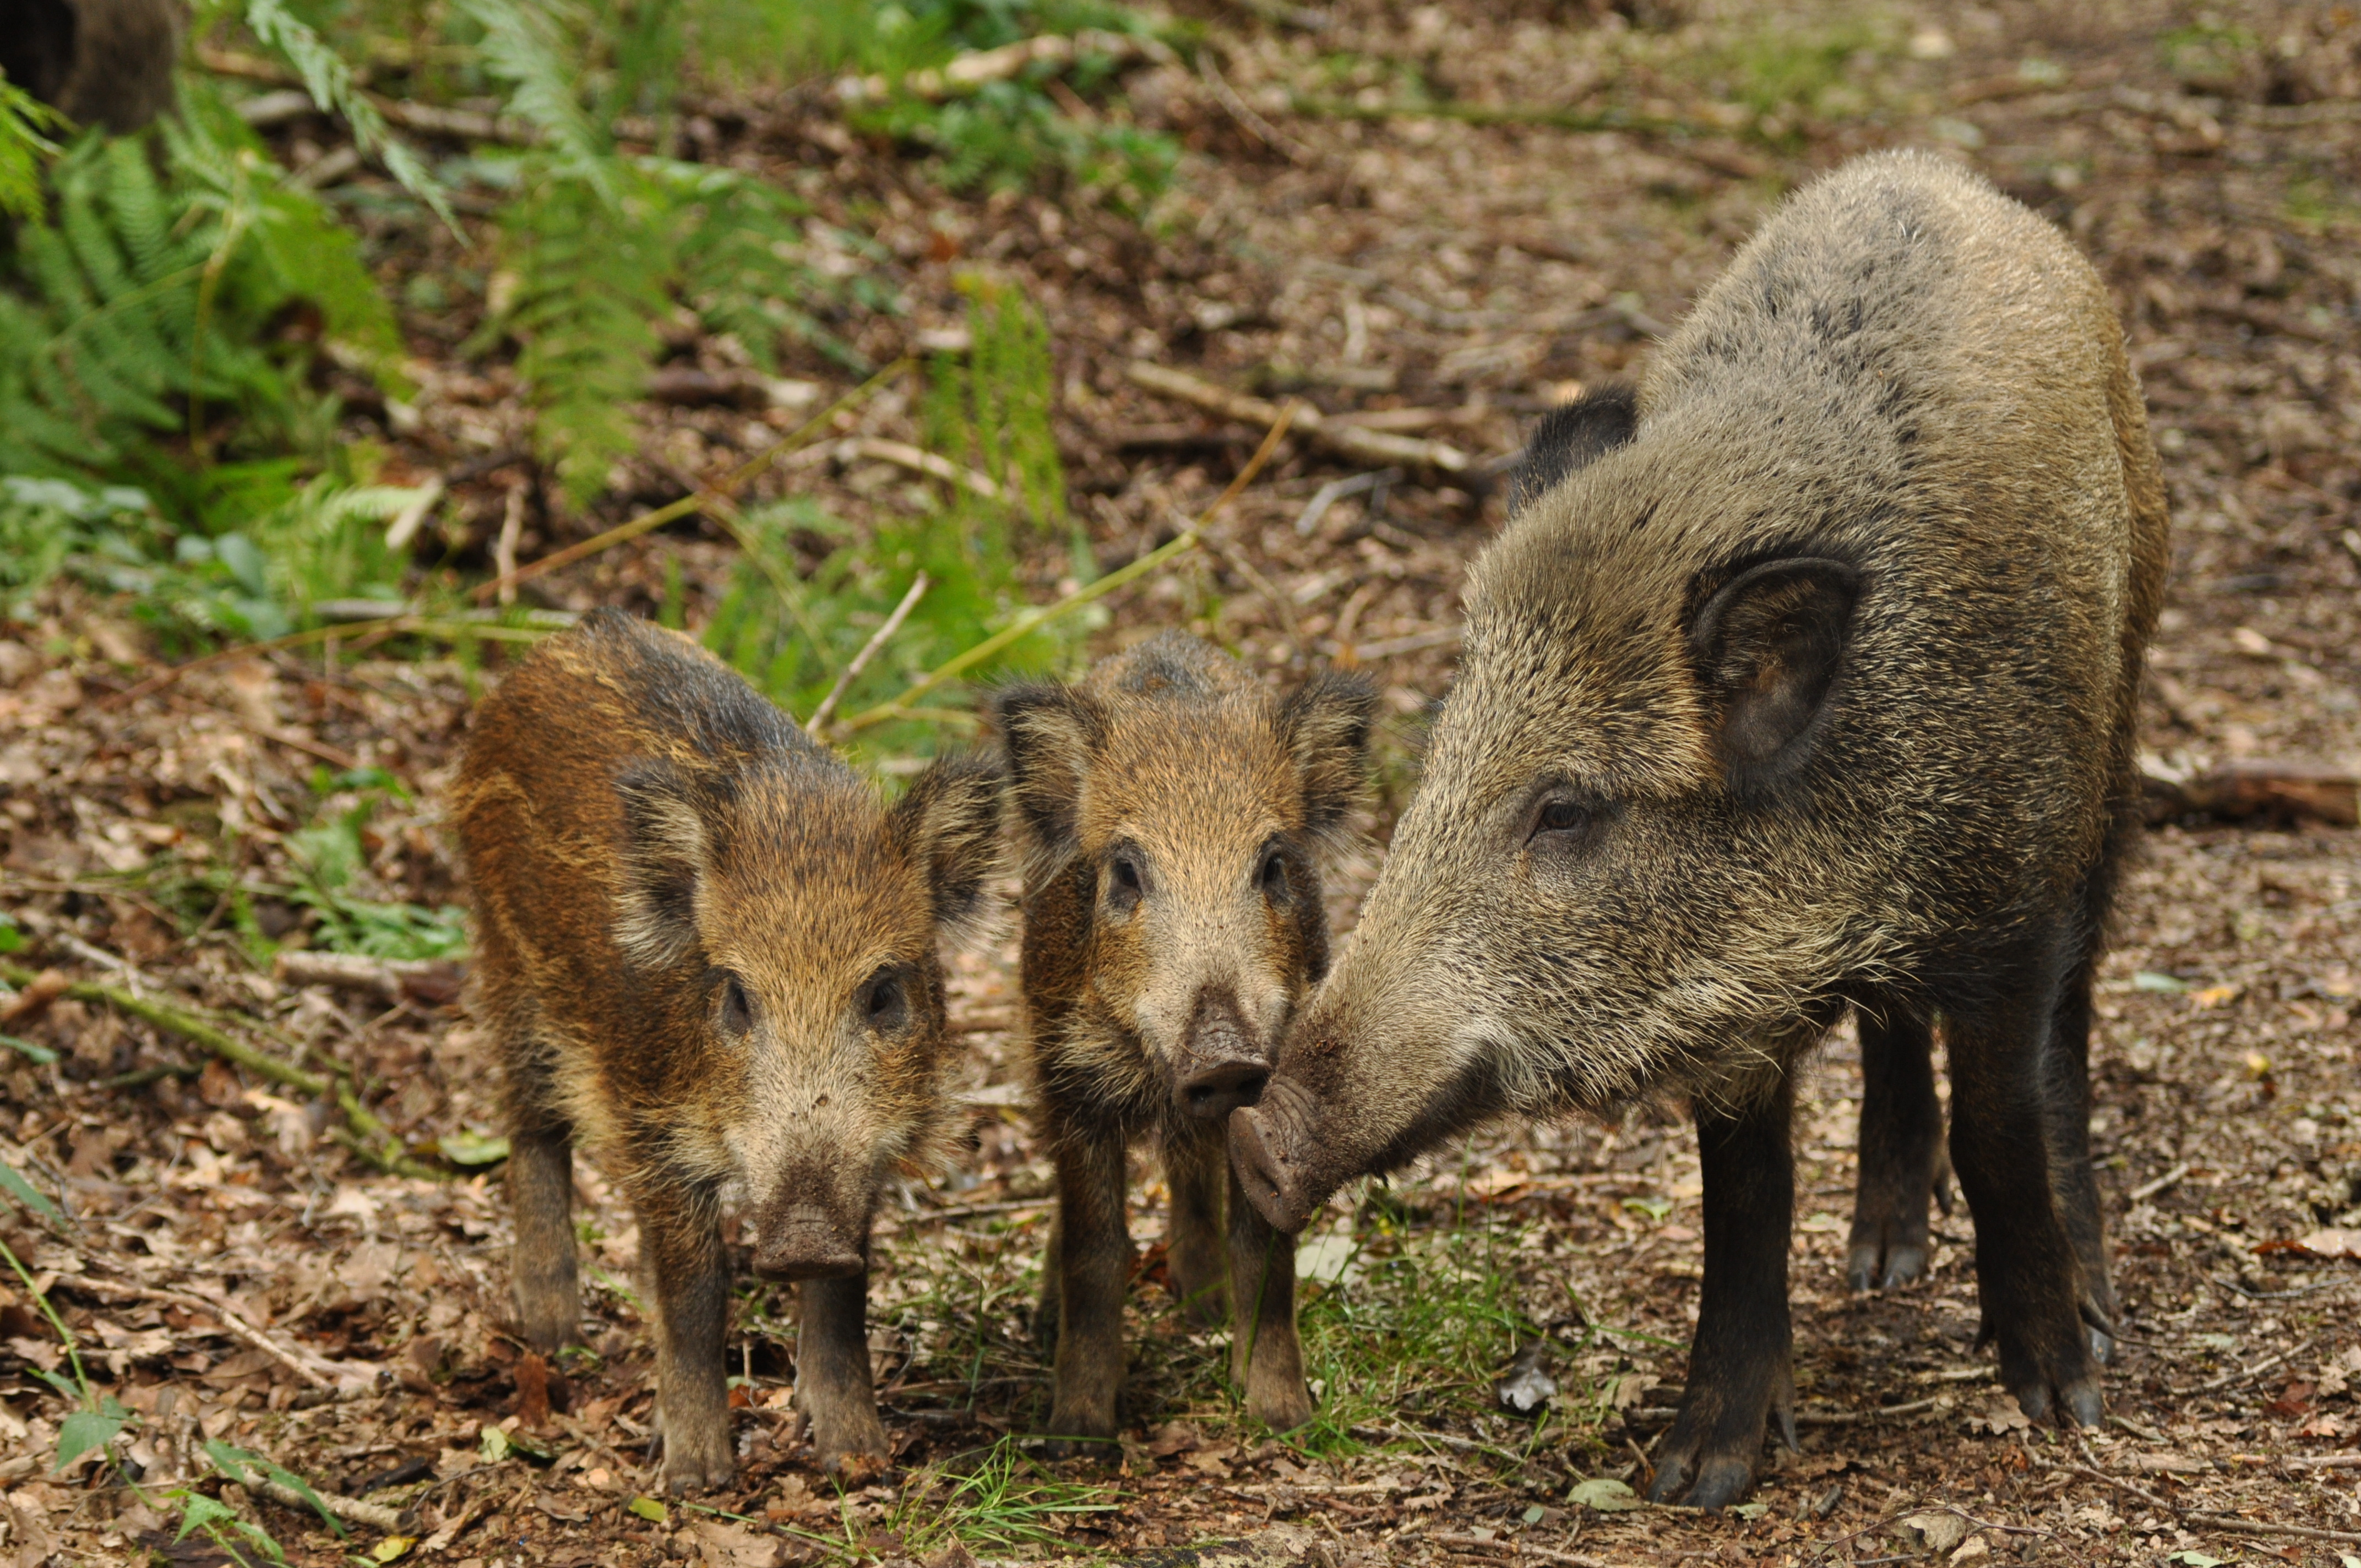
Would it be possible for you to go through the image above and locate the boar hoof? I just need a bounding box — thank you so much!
[820,1442,890,1486]
[1649,1452,1755,1513]
[1843,1240,1926,1293]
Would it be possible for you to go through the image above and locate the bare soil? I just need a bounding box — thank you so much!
[2,1,2358,1565]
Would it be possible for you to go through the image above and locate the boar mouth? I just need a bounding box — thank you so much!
[752,1202,865,1282]
[1226,1077,1324,1233]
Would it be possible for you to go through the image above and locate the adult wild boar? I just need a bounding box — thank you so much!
[454,610,1001,1490]
[1230,151,2168,1507]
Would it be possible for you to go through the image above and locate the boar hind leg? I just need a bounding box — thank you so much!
[1946,973,2104,1428]
[1164,1133,1231,1328]
[1649,1074,1796,1512]
[638,1189,735,1494]
[1045,1130,1128,1455]
[1227,1162,1313,1432]
[1846,998,1943,1292]
[2042,922,2119,1359]
[797,1270,890,1477]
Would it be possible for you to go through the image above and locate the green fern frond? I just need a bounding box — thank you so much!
[0,74,67,222]
[455,0,617,203]
[240,0,454,227]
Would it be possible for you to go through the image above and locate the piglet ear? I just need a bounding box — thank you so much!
[1279,670,1378,852]
[613,760,709,970]
[1511,384,1638,513]
[1687,557,1860,792]
[992,682,1103,879]
[889,749,1005,946]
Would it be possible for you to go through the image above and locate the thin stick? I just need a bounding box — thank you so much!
[808,571,929,737]
[2063,1460,2361,1546]
[492,483,526,606]
[66,1275,368,1393]
[0,962,445,1182]
[836,400,1302,735]
[467,358,911,605]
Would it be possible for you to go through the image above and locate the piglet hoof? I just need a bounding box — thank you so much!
[1843,1229,1927,1293]
[814,1412,892,1482]
[1245,1376,1315,1434]
[1039,1434,1120,1463]
[657,1426,735,1496]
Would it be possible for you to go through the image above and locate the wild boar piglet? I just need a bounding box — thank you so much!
[998,632,1374,1450]
[454,609,1000,1491]
[1233,150,2169,1509]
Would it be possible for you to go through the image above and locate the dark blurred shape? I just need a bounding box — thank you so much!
[0,0,180,135]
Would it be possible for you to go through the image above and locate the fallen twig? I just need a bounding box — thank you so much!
[808,571,930,738]
[2169,1344,2296,1397]
[2129,1161,2191,1202]
[0,962,446,1182]
[1794,1395,1950,1427]
[274,951,463,1007]
[2064,1457,2361,1546]
[2141,760,2358,827]
[836,437,1002,500]
[1127,362,1469,473]
[1198,47,1314,164]
[66,1274,377,1394]
[252,1475,406,1533]
[835,30,1174,105]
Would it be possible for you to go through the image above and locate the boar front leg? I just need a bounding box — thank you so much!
[637,1188,735,1495]
[1227,1161,1312,1432]
[1649,1073,1795,1511]
[1046,1130,1128,1455]
[797,1268,890,1477]
[1164,1132,1230,1327]
[1846,998,1943,1292]
[1947,979,2104,1427]
[509,1107,579,1352]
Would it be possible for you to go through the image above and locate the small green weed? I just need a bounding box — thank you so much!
[2159,20,2260,92]
[1685,16,1885,139]
[890,1433,1123,1553]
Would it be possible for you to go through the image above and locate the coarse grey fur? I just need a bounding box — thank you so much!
[1233,150,2168,1509]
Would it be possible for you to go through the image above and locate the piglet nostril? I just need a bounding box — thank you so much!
[1179,1059,1270,1121]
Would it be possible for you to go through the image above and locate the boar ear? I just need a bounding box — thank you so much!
[1512,384,1638,513]
[1280,671,1378,850]
[889,750,1005,945]
[1687,556,1860,790]
[993,682,1103,875]
[613,760,709,970]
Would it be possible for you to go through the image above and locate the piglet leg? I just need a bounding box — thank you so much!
[1228,1161,1313,1431]
[1165,1131,1231,1327]
[638,1191,733,1495]
[1649,1072,1796,1512]
[509,1114,579,1352]
[796,1267,889,1477]
[1046,1129,1128,1455]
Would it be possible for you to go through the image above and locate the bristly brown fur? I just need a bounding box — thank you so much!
[1236,151,2169,1510]
[997,631,1374,1447]
[451,608,1000,1492]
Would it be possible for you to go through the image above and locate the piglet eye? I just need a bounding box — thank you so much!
[862,966,909,1034]
[1259,850,1289,902]
[719,974,754,1037]
[1105,848,1145,914]
[1111,854,1142,894]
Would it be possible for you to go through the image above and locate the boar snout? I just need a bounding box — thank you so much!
[1227,1076,1324,1234]
[1176,994,1272,1122]
[753,1204,864,1281]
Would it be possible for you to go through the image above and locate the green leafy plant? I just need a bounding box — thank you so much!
[890,1434,1123,1553]
[0,73,67,221]
[285,768,469,960]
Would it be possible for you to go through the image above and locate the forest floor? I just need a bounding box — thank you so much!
[4,0,2361,1565]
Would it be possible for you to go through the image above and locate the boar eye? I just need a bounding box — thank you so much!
[719,974,754,1037]
[861,966,910,1034]
[1530,798,1594,843]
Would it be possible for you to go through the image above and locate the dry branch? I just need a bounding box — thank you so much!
[274,952,463,1006]
[2142,760,2359,827]
[0,962,447,1182]
[1125,362,1470,473]
[835,30,1176,106]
